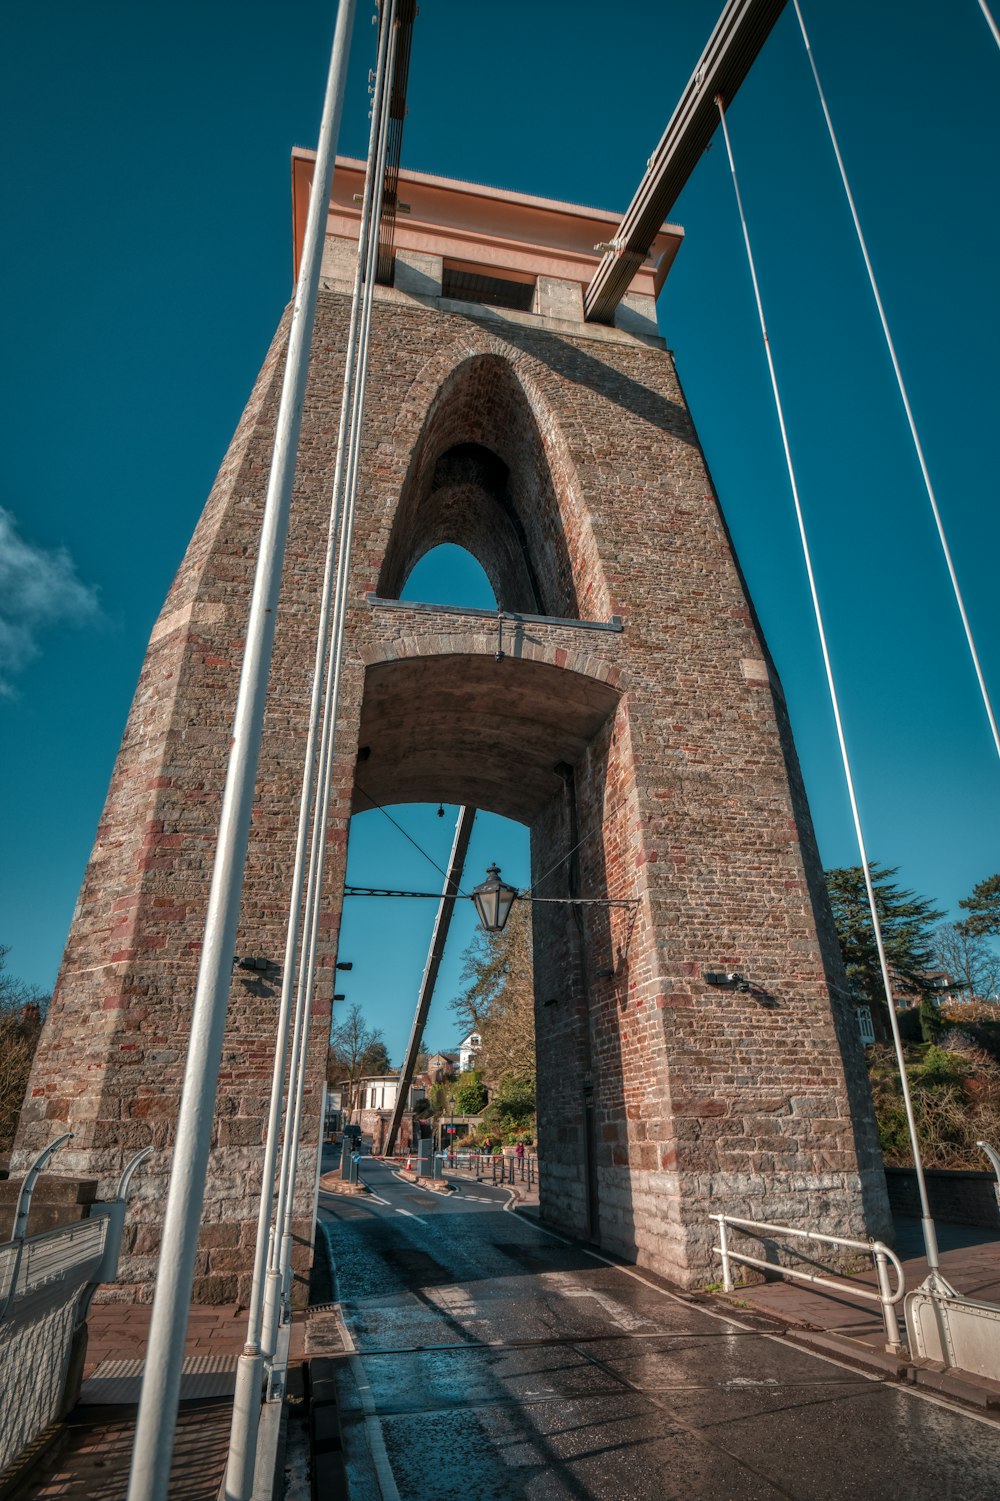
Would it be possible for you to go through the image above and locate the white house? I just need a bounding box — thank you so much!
[457,1030,481,1073]
[345,1074,426,1114]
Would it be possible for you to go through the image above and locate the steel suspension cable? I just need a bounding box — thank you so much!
[265,0,400,1346]
[793,0,1000,763]
[978,0,1000,51]
[130,5,360,1499]
[224,8,393,1496]
[715,95,948,1286]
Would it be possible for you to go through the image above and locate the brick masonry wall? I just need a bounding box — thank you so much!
[16,278,889,1299]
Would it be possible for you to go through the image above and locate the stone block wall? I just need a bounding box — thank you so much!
[16,266,889,1298]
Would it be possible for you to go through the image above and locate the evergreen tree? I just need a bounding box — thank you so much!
[454,1070,488,1115]
[959,873,1000,938]
[825,865,943,1042]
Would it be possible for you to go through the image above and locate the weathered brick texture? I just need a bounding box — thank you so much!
[16,219,889,1297]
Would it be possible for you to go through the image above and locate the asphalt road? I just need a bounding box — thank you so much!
[316,1158,1000,1501]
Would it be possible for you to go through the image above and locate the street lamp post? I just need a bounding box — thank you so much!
[448,1094,456,1164]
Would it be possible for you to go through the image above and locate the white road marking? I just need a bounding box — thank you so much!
[394,1207,427,1224]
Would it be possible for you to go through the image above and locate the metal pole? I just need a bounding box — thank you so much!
[127,6,358,1499]
[251,0,395,1386]
[11,1133,72,1241]
[227,0,392,1477]
[264,0,399,1355]
[793,0,1000,764]
[385,807,476,1156]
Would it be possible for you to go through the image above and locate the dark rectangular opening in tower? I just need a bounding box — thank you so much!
[441,266,535,312]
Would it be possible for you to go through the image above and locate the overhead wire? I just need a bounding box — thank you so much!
[355,781,464,891]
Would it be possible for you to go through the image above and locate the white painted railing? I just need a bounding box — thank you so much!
[710,1212,906,1353]
[0,1143,152,1475]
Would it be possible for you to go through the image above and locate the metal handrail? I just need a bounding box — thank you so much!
[977,1139,1000,1187]
[710,1212,906,1353]
[11,1133,73,1242]
[116,1145,154,1200]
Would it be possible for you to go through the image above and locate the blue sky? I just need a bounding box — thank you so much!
[2,2,998,1064]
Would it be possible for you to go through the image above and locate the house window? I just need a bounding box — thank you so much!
[856,1006,875,1046]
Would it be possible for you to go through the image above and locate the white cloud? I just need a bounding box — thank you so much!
[0,507,100,695]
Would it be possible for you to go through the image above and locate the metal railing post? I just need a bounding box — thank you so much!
[716,1215,734,1292]
[873,1242,903,1353]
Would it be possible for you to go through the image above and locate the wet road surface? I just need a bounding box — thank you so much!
[317,1158,1000,1500]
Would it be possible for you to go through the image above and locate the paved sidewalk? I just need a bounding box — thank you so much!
[705,1216,1000,1403]
[83,1301,248,1377]
[440,1156,540,1207]
[20,1304,276,1500]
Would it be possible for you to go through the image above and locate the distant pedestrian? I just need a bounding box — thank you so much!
[515,1140,525,1161]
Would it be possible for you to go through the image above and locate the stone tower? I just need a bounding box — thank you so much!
[15,153,889,1300]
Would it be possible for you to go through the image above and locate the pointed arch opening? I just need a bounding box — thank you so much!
[400,541,497,611]
[378,354,589,619]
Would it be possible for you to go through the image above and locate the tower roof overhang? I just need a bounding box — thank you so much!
[291,150,683,302]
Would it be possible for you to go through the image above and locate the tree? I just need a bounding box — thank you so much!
[934,922,1000,1003]
[480,1075,537,1146]
[959,873,1000,938]
[451,902,535,1089]
[825,865,944,1043]
[327,1004,388,1114]
[360,1039,392,1076]
[454,1070,488,1115]
[0,945,49,1152]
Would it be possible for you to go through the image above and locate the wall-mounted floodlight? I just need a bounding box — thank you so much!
[336,961,353,971]
[236,955,278,974]
[471,864,519,933]
[333,992,346,1002]
[704,971,751,993]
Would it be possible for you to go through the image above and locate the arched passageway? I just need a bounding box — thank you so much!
[353,652,620,823]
